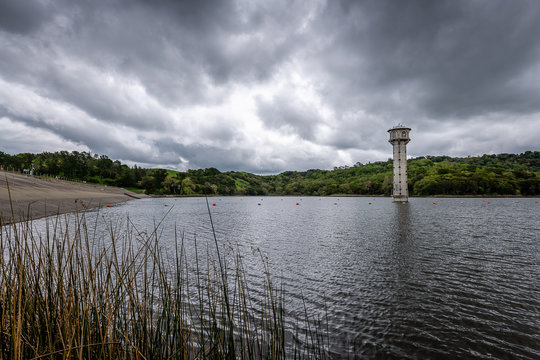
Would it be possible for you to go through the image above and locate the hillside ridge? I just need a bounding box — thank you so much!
[1,151,539,196]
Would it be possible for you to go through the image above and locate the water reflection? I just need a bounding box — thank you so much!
[393,202,411,242]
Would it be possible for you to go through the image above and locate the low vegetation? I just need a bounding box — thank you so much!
[1,150,539,196]
[0,205,328,359]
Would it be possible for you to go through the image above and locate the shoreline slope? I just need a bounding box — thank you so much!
[0,171,145,224]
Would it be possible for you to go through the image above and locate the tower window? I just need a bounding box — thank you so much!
[401,131,407,138]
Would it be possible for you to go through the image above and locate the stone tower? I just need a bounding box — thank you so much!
[388,125,411,203]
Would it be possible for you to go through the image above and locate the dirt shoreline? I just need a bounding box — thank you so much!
[0,171,145,225]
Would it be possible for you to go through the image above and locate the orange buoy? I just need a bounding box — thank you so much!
[107,204,111,207]
[213,203,216,206]
[368,202,372,205]
[296,203,299,205]
[433,202,436,205]
[487,202,490,204]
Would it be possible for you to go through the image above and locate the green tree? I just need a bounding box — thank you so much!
[139,175,156,194]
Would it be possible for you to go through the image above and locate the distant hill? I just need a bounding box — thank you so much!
[1,150,539,196]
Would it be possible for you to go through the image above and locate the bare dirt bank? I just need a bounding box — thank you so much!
[0,171,145,224]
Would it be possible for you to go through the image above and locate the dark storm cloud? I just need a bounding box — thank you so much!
[312,0,540,118]
[0,0,49,34]
[48,0,304,104]
[0,0,539,172]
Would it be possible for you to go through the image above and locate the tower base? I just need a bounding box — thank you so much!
[392,195,408,203]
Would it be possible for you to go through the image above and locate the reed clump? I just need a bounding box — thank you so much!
[0,209,328,359]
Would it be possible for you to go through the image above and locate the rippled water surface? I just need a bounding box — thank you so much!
[35,197,540,358]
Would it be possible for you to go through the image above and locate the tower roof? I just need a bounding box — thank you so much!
[388,124,411,132]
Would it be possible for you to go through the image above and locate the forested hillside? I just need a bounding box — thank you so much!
[1,151,539,196]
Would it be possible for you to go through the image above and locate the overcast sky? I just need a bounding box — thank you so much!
[1,0,539,173]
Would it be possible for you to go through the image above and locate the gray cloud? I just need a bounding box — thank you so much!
[0,0,49,34]
[256,95,323,141]
[0,0,539,172]
[309,0,540,118]
[154,138,254,171]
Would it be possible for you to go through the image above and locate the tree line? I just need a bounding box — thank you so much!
[1,150,539,196]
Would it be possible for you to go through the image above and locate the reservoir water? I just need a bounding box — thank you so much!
[33,197,540,358]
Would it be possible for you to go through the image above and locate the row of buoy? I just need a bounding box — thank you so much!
[134,199,538,209]
[208,201,378,206]
[105,199,538,210]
